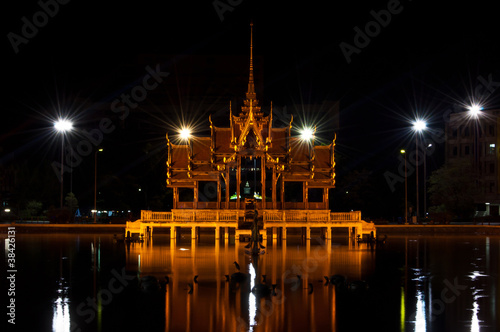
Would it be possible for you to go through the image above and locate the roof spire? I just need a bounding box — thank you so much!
[246,22,256,101]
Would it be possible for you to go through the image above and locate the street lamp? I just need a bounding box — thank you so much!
[179,127,192,156]
[299,127,315,141]
[299,126,316,160]
[468,104,483,174]
[468,104,482,118]
[54,119,73,209]
[401,149,408,224]
[423,143,432,217]
[94,148,103,224]
[179,128,192,140]
[412,119,426,220]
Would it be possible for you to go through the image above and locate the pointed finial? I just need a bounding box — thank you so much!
[230,100,234,143]
[246,22,256,101]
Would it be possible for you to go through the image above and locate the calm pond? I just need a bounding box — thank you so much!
[2,232,499,331]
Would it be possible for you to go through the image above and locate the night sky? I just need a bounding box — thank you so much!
[3,0,500,218]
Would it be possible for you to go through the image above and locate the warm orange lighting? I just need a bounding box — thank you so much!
[300,127,314,141]
[179,128,192,140]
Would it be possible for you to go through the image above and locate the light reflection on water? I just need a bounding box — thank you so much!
[52,291,70,332]
[53,257,71,332]
[413,290,426,332]
[248,263,256,331]
[124,236,370,331]
[2,233,499,331]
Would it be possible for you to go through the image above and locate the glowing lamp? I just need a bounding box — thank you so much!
[412,120,426,132]
[179,128,192,140]
[300,128,314,141]
[54,119,73,132]
[468,104,483,118]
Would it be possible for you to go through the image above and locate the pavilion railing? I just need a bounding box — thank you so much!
[140,210,362,223]
[330,211,361,221]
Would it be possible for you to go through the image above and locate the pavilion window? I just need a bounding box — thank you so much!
[178,188,194,202]
[284,182,303,202]
[198,181,218,202]
[308,188,323,202]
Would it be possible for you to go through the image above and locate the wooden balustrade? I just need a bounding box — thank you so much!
[140,209,361,223]
[219,211,238,222]
[330,211,361,221]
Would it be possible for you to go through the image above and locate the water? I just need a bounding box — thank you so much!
[2,232,499,331]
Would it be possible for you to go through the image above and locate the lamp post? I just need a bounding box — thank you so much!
[299,127,315,141]
[468,104,482,174]
[401,149,408,224]
[423,143,432,218]
[54,119,73,209]
[468,104,483,216]
[413,119,426,221]
[180,127,192,155]
[94,148,104,223]
[300,127,316,210]
[299,126,316,159]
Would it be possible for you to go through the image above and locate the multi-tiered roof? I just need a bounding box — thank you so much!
[166,24,335,208]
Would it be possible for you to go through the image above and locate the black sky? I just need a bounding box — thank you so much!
[3,0,500,215]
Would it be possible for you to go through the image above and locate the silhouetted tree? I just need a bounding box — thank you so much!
[21,200,43,218]
[428,161,476,220]
[65,192,79,220]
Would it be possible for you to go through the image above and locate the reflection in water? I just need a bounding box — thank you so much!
[469,269,487,332]
[124,236,374,331]
[4,233,499,331]
[400,287,405,332]
[414,290,426,332]
[403,236,500,332]
[53,257,70,332]
[52,289,70,332]
[471,291,480,332]
[248,263,257,331]
[408,266,428,332]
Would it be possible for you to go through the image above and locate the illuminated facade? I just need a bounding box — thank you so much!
[166,24,336,212]
[445,109,500,216]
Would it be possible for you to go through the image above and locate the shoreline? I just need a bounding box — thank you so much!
[375,224,500,235]
[0,223,125,233]
[1,223,500,235]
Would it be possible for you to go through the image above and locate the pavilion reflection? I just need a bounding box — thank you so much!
[123,235,375,331]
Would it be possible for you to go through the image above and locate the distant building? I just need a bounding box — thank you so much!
[445,109,500,216]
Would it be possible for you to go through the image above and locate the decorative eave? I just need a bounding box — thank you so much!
[235,100,266,151]
[267,101,273,145]
[165,23,336,193]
